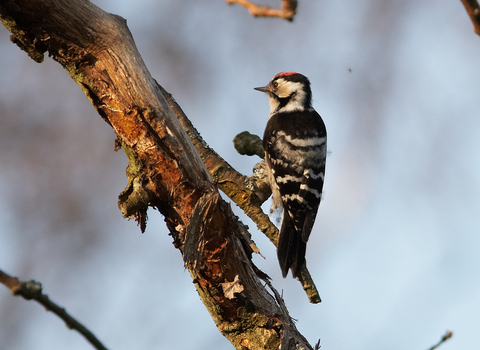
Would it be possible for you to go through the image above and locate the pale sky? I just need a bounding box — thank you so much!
[1,1,480,349]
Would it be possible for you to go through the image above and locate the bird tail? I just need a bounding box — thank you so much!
[277,213,306,278]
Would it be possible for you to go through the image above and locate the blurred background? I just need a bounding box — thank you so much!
[1,0,480,349]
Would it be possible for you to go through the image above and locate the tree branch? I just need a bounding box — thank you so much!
[226,0,297,21]
[233,131,264,158]
[461,0,480,36]
[427,331,453,350]
[0,269,108,350]
[0,0,317,348]
[160,86,322,304]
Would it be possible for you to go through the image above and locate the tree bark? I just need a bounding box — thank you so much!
[0,0,315,349]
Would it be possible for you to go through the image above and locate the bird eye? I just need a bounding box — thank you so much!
[272,81,278,88]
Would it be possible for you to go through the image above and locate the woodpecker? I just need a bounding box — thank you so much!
[255,72,327,278]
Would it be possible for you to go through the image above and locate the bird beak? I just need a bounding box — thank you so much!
[254,86,270,93]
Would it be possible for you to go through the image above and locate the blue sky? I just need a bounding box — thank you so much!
[1,0,480,349]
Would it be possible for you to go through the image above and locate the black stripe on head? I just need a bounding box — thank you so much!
[275,93,296,111]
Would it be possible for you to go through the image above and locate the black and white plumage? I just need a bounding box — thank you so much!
[255,72,327,278]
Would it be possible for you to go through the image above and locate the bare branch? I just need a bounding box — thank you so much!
[427,331,453,350]
[0,0,318,347]
[233,131,264,158]
[461,0,480,36]
[0,270,108,350]
[160,86,322,304]
[226,0,297,21]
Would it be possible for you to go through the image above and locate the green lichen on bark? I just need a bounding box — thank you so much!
[0,13,45,62]
[219,307,281,350]
[117,142,149,232]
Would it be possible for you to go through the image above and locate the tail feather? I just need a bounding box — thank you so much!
[290,236,306,278]
[277,214,307,278]
[277,215,293,277]
[302,210,317,242]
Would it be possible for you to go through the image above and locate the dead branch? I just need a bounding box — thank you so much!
[233,131,264,158]
[427,331,453,350]
[226,0,297,21]
[0,0,316,348]
[160,86,321,304]
[0,269,107,350]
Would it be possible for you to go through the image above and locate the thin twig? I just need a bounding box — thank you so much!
[226,0,297,21]
[427,331,453,350]
[460,0,480,36]
[0,269,108,350]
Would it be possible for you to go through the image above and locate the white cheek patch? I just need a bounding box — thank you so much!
[267,96,280,117]
[267,81,307,116]
[277,82,307,113]
[275,80,301,98]
[280,90,306,113]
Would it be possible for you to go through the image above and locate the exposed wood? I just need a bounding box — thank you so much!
[161,86,322,304]
[0,0,316,348]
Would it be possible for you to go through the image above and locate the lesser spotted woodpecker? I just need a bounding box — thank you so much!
[255,72,327,278]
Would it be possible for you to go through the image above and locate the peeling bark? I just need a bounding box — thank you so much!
[0,0,316,348]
